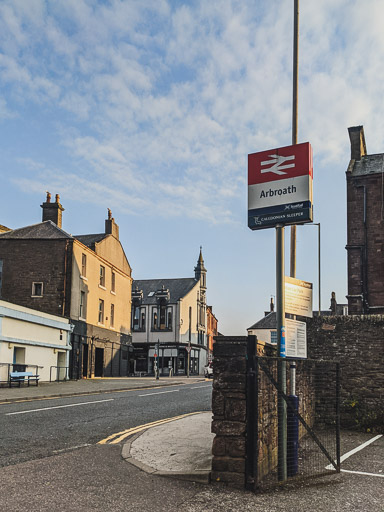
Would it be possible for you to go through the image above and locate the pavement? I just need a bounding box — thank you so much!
[0,376,213,483]
[0,375,207,403]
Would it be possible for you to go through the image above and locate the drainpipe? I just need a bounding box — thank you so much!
[357,185,369,313]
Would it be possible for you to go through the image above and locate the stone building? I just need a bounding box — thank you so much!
[0,193,133,379]
[131,249,208,376]
[346,126,384,314]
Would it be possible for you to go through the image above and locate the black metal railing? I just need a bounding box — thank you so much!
[245,351,340,491]
[49,366,69,382]
[0,363,41,387]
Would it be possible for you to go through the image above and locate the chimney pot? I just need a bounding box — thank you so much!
[41,192,64,228]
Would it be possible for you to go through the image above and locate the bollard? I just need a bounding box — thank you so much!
[287,394,299,477]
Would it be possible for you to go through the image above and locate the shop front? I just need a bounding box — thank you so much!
[132,343,203,376]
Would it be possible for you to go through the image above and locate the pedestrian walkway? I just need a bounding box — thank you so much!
[122,412,214,483]
[0,375,206,403]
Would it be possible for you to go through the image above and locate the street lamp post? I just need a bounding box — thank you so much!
[155,339,160,380]
[304,222,321,315]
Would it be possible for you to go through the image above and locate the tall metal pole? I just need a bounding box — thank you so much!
[276,225,287,481]
[318,223,321,315]
[290,0,299,279]
[287,0,299,478]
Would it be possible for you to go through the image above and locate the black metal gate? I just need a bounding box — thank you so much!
[246,340,340,490]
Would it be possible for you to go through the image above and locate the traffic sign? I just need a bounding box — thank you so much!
[248,142,313,230]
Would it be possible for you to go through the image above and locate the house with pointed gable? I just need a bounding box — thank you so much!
[131,249,208,376]
[0,193,133,380]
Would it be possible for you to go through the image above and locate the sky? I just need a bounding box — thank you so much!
[1,0,384,335]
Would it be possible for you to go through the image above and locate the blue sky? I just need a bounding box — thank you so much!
[1,0,384,335]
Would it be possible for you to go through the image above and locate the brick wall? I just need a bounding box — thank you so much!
[0,239,70,316]
[347,171,384,314]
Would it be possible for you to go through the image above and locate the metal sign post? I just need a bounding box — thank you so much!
[276,225,287,481]
[186,343,191,378]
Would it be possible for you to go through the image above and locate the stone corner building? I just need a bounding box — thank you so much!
[0,193,133,379]
[346,126,384,314]
[131,248,209,376]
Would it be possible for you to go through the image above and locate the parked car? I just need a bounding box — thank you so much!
[204,361,213,378]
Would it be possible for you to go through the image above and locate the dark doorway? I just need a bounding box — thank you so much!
[95,347,104,377]
[82,344,89,378]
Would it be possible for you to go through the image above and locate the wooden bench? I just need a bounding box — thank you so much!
[9,371,40,387]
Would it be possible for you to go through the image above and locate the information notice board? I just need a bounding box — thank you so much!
[285,318,307,358]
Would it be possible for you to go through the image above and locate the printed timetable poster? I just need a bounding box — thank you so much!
[286,318,307,359]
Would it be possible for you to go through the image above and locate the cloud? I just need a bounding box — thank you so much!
[2,0,384,223]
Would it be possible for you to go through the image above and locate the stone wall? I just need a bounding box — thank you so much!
[211,335,335,489]
[211,336,280,488]
[211,336,248,488]
[307,315,384,432]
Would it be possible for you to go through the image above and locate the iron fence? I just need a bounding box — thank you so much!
[246,351,340,490]
[0,362,41,387]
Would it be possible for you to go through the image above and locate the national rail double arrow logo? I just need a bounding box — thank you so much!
[260,154,296,176]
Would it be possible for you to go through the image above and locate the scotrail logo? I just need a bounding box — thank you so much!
[260,154,295,176]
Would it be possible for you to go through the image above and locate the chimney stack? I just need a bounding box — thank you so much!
[264,296,275,316]
[105,208,119,239]
[330,291,337,315]
[348,125,367,161]
[40,192,64,228]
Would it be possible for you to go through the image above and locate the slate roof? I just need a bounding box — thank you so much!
[74,233,107,249]
[132,278,198,305]
[248,306,348,330]
[0,220,72,239]
[351,153,384,177]
[248,312,276,330]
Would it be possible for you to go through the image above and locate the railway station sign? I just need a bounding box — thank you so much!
[248,142,313,230]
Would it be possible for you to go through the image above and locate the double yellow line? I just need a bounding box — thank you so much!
[98,411,204,445]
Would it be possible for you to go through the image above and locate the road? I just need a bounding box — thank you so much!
[0,381,212,468]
